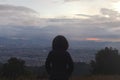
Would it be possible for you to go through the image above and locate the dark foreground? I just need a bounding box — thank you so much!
[1,75,120,80]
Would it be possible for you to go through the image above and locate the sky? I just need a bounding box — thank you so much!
[0,0,120,42]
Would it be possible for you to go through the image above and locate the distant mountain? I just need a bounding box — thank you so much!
[0,37,50,48]
[0,36,120,49]
[0,25,120,49]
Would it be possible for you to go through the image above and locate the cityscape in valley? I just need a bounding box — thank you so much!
[0,37,119,66]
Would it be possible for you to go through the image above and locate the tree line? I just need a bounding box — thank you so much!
[91,47,120,75]
[0,47,120,79]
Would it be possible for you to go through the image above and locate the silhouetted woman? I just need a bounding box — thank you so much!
[45,35,74,80]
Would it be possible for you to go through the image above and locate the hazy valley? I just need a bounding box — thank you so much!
[0,37,120,66]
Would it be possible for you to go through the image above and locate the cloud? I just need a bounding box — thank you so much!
[64,0,119,2]
[0,4,37,13]
[101,8,120,18]
[0,4,120,42]
[75,14,93,18]
[0,4,47,27]
[64,0,94,2]
[40,8,120,42]
[110,0,120,2]
[64,0,80,2]
[85,38,101,41]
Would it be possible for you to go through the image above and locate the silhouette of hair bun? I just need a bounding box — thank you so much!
[52,35,69,51]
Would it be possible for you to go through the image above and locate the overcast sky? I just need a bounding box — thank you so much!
[0,0,120,42]
[0,0,120,17]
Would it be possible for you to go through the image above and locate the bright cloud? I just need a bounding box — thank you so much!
[0,0,119,17]
[85,38,101,41]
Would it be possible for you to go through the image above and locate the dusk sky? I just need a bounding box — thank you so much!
[0,0,120,42]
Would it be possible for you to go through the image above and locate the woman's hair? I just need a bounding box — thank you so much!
[52,35,69,51]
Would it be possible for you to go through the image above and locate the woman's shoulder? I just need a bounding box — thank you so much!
[49,50,70,55]
[48,50,56,55]
[49,50,55,53]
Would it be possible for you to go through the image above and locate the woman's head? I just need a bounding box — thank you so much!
[52,35,69,51]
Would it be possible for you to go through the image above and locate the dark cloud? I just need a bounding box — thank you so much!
[0,4,37,13]
[76,14,93,18]
[101,8,120,18]
[41,8,120,41]
[0,4,120,42]
[0,4,46,27]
